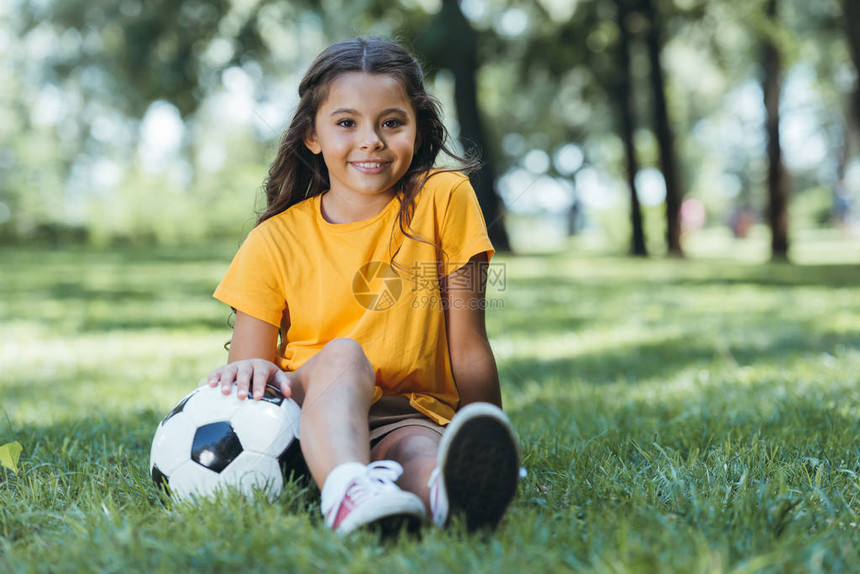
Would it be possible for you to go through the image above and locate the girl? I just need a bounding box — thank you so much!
[207,37,519,535]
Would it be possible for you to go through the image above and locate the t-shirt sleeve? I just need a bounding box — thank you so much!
[213,227,287,328]
[439,176,495,277]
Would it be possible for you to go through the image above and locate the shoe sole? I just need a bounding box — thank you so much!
[338,508,424,536]
[439,403,520,531]
[371,512,424,539]
[335,497,426,536]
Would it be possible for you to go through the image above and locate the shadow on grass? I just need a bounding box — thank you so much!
[1,277,219,301]
[2,276,233,332]
[502,255,860,289]
[498,335,718,388]
[2,308,230,333]
[498,324,860,391]
[490,306,591,336]
[684,263,860,288]
[0,242,238,265]
[39,280,217,301]
[76,316,231,333]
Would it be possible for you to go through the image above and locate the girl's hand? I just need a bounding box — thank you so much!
[207,359,291,401]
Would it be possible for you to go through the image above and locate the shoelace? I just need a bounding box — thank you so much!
[426,467,448,527]
[344,460,405,506]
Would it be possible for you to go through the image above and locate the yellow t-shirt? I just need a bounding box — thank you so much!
[213,171,494,425]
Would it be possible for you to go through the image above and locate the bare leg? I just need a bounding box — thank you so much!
[370,426,441,513]
[288,338,376,488]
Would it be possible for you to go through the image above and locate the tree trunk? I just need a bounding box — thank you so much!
[762,0,790,259]
[615,0,647,257]
[641,0,683,257]
[843,0,860,131]
[432,0,512,252]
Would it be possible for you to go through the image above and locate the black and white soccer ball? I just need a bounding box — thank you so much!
[149,382,304,501]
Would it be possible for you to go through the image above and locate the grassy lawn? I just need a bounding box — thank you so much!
[1,240,859,572]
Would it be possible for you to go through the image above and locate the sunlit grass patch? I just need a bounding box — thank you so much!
[2,242,860,572]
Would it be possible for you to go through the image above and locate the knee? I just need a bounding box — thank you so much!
[376,428,440,464]
[318,337,375,386]
[391,434,438,462]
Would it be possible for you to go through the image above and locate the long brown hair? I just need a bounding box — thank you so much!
[258,37,477,245]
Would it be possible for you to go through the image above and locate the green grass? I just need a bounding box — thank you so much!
[1,240,859,573]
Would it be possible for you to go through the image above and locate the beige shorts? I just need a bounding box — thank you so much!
[368,395,446,446]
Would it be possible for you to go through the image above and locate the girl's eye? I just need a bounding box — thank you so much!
[337,119,355,128]
[382,119,403,129]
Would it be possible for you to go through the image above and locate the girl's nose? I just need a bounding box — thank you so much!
[359,127,384,150]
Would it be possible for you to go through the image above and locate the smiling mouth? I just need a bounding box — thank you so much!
[351,161,389,169]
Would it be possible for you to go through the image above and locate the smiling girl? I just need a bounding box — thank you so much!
[207,37,519,535]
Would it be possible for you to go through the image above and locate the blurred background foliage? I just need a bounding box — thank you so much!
[1,0,859,260]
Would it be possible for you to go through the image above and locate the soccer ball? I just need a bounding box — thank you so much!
[149,382,305,501]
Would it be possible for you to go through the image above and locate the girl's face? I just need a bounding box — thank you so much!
[304,72,419,203]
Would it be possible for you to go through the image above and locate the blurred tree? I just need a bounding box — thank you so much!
[761,0,790,259]
[12,0,516,247]
[37,0,512,249]
[640,0,683,257]
[507,0,650,253]
[844,0,860,131]
[513,0,698,256]
[412,0,512,252]
[614,0,648,256]
[774,0,851,232]
[20,0,241,119]
[6,0,271,242]
[5,0,856,253]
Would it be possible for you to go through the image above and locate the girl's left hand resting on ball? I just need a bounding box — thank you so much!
[207,310,295,401]
[207,359,292,401]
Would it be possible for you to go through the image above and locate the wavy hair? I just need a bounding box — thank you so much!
[258,37,477,253]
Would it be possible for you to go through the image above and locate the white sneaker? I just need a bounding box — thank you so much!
[428,402,520,530]
[324,461,426,535]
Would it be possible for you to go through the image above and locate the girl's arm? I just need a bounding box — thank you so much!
[207,311,291,400]
[441,251,503,408]
[227,311,279,363]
